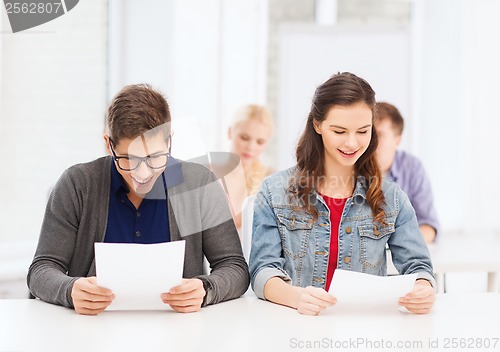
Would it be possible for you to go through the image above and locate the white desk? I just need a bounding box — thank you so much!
[387,234,500,293]
[430,235,500,293]
[1,293,500,352]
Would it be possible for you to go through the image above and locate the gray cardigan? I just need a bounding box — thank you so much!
[27,156,249,308]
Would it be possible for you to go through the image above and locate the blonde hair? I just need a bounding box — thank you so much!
[229,104,274,196]
[230,104,273,135]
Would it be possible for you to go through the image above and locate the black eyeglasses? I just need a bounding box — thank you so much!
[108,137,170,171]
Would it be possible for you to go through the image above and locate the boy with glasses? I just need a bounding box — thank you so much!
[28,84,249,315]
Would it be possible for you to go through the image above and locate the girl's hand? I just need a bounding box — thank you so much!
[398,279,435,314]
[296,286,336,316]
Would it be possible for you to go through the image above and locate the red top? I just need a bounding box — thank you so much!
[320,194,348,291]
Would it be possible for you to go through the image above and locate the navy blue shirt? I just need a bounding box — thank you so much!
[104,161,171,244]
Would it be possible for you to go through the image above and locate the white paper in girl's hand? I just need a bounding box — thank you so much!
[95,241,185,310]
[328,269,417,310]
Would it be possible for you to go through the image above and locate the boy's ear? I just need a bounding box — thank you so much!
[167,133,172,154]
[103,134,112,155]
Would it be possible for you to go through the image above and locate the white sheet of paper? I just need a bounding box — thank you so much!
[95,241,185,311]
[328,269,417,310]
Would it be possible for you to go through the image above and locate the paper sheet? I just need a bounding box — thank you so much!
[328,269,417,310]
[95,241,185,311]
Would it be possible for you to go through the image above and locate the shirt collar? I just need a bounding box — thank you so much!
[110,160,128,195]
[308,175,368,201]
[352,178,368,200]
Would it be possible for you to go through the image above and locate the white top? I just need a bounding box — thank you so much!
[1,293,500,352]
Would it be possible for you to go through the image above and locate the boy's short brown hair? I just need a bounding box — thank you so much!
[106,84,171,144]
[375,102,404,136]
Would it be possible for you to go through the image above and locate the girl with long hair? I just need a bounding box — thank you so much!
[249,72,435,315]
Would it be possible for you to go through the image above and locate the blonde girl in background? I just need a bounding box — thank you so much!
[226,104,274,231]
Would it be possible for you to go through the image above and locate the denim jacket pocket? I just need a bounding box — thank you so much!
[277,211,313,259]
[358,222,395,269]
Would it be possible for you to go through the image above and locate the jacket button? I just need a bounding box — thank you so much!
[344,256,351,264]
[135,231,141,238]
[345,227,352,234]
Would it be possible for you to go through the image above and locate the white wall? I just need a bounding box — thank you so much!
[0,2,108,243]
[461,1,500,234]
[420,0,500,234]
[108,0,173,99]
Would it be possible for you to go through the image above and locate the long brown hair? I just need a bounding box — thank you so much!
[293,72,386,224]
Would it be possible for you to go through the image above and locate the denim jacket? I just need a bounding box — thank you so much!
[249,167,435,300]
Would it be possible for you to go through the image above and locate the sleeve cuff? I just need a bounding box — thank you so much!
[417,219,440,237]
[416,272,437,290]
[252,267,292,300]
[194,275,214,307]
